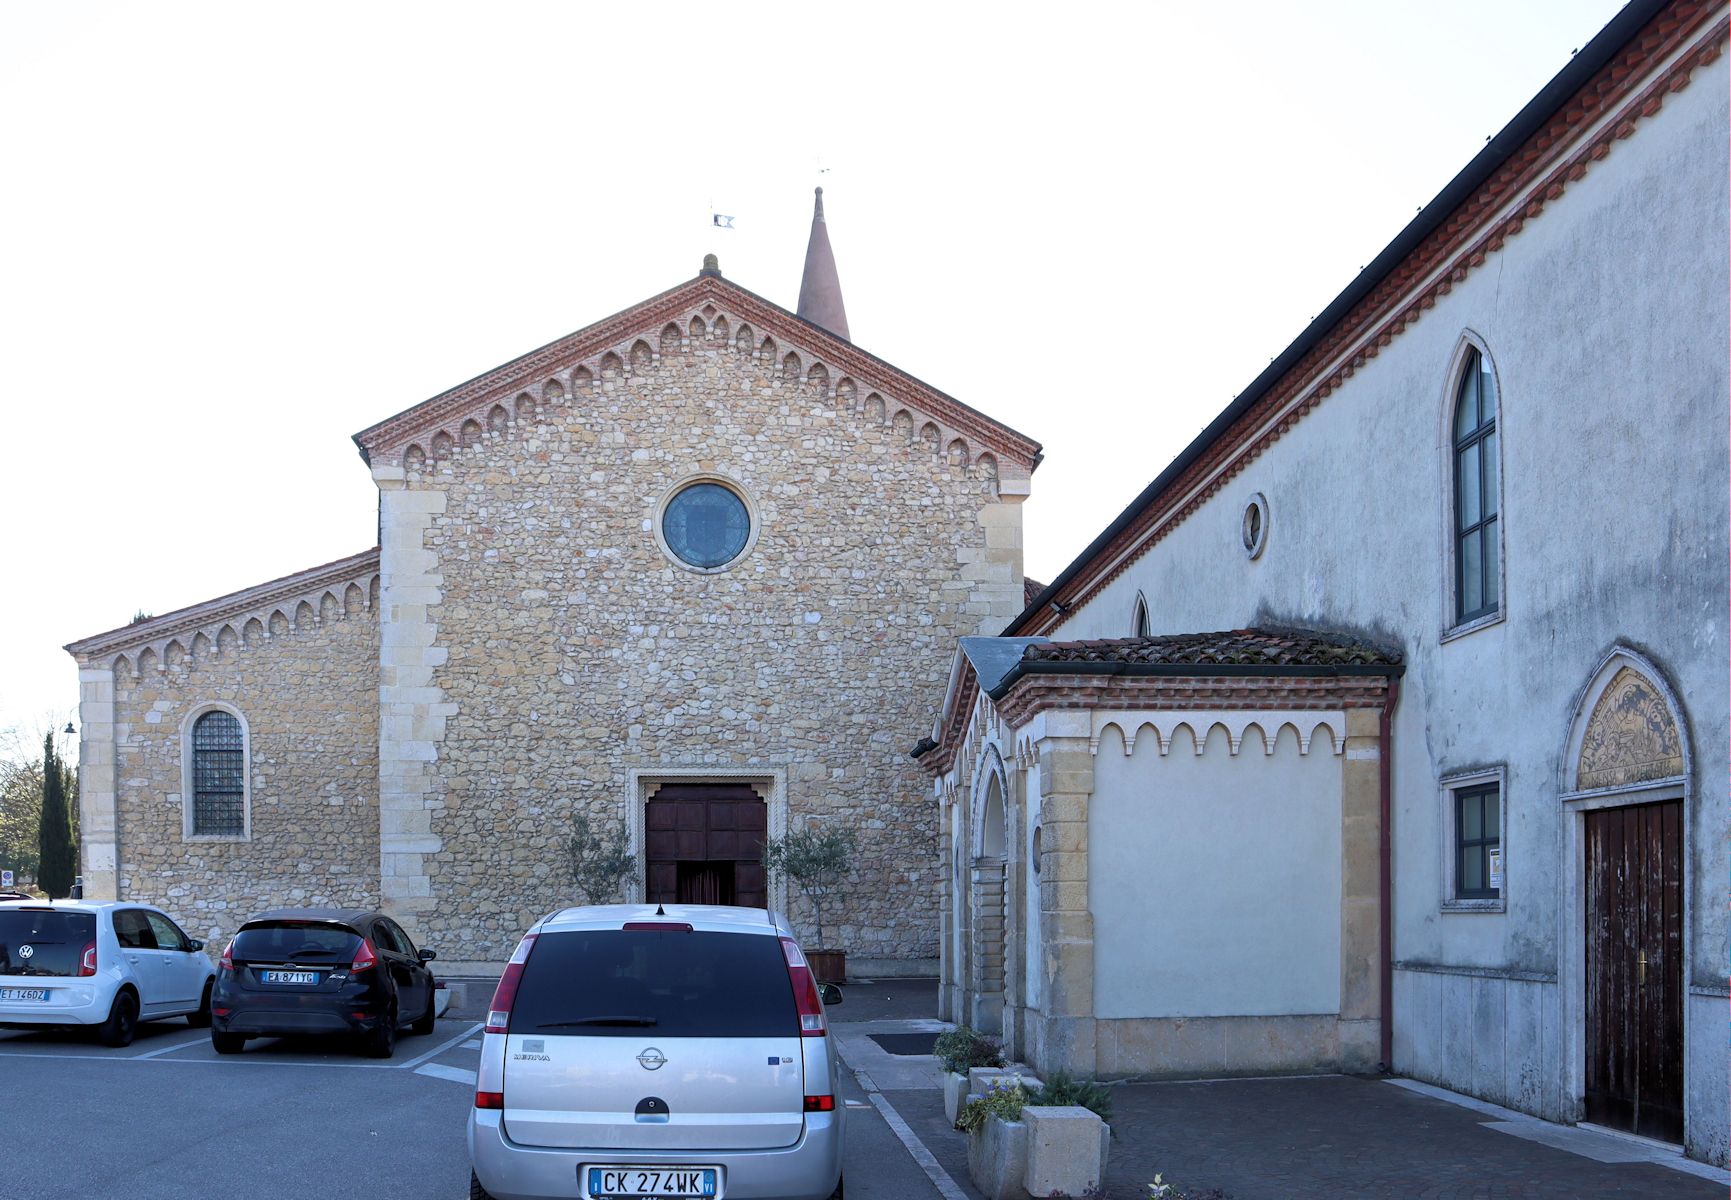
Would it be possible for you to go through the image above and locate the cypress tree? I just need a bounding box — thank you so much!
[37,734,75,898]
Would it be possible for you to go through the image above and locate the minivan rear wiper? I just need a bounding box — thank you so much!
[536,1016,659,1028]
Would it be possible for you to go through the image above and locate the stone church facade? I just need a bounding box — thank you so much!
[67,203,1041,974]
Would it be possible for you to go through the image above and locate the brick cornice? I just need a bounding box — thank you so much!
[1016,2,1726,635]
[922,667,982,777]
[64,547,380,667]
[992,673,1396,729]
[352,274,1042,475]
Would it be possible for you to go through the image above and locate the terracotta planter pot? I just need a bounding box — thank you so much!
[806,949,846,984]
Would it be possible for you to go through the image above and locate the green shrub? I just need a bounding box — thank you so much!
[1030,1069,1114,1124]
[955,1078,1032,1132]
[933,1025,1003,1074]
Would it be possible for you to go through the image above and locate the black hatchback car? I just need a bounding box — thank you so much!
[210,908,437,1058]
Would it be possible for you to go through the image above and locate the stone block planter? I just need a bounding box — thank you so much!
[966,1114,1030,1200]
[1022,1105,1110,1198]
[943,1071,969,1126]
[967,1066,1042,1101]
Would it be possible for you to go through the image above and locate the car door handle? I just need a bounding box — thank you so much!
[126,954,140,963]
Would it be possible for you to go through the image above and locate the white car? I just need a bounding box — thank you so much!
[0,901,216,1046]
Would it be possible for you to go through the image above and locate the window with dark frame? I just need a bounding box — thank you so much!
[191,710,245,836]
[1454,783,1501,899]
[1453,348,1500,623]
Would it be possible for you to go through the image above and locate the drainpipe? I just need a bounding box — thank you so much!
[1379,677,1401,1071]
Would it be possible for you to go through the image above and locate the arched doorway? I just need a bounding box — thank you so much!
[1561,651,1689,1144]
[970,771,1009,1034]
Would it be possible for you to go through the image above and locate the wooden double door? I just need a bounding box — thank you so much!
[644,783,768,908]
[1584,799,1683,1143]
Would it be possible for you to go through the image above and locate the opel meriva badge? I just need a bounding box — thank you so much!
[636,1047,668,1071]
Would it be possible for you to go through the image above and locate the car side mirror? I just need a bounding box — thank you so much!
[817,982,843,1007]
[418,948,436,962]
[187,939,205,952]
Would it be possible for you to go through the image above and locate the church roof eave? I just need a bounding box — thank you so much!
[352,270,1042,476]
[1004,0,1707,636]
[64,547,381,665]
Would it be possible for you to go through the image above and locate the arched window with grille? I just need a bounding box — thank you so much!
[188,709,247,837]
[1451,347,1500,624]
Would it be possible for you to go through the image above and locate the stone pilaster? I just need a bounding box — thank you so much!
[1339,707,1384,1070]
[374,465,452,923]
[937,783,959,1023]
[76,666,118,900]
[1002,761,1029,1061]
[1035,713,1096,1077]
[969,856,1007,1034]
[961,488,1027,634]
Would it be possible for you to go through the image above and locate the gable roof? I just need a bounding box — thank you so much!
[352,268,1042,483]
[1007,0,1723,636]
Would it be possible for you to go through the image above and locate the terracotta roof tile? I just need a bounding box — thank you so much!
[1024,627,1401,669]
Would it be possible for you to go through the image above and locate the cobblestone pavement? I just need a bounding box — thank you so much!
[883,1072,1724,1200]
[1097,1075,1724,1199]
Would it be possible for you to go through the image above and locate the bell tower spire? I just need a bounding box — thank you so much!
[796,187,850,341]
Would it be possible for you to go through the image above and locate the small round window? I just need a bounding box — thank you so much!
[1242,492,1269,560]
[662,481,751,569]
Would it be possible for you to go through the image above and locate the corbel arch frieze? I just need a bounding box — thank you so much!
[1091,710,1346,758]
[67,553,381,678]
[366,287,1030,496]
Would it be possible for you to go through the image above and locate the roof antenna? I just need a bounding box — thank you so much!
[655,902,666,916]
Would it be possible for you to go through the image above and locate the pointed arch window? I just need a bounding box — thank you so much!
[1132,592,1150,638]
[190,710,246,836]
[1452,348,1500,623]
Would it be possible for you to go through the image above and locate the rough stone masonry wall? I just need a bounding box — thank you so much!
[399,326,1022,965]
[109,599,379,953]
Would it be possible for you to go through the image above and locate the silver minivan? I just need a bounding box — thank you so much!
[468,904,844,1200]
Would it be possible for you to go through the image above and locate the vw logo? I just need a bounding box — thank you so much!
[636,1047,668,1071]
[18,945,33,959]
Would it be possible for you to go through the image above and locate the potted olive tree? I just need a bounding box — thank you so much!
[761,827,855,983]
[568,809,636,903]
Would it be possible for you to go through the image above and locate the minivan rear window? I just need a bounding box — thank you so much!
[513,930,797,1038]
[232,922,361,962]
[0,910,95,977]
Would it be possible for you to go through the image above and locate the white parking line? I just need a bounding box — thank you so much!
[130,1034,210,1059]
[415,1062,478,1086]
[396,1021,483,1070]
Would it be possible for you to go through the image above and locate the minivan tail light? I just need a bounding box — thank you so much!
[350,938,378,974]
[779,936,827,1037]
[475,1091,504,1110]
[484,933,537,1035]
[77,942,97,977]
[804,1095,835,1112]
[218,939,234,974]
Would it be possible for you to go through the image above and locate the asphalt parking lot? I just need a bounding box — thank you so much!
[0,1003,946,1200]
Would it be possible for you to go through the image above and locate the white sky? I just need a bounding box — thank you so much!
[0,0,1626,741]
